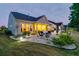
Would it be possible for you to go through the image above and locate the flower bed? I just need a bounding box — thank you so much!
[52,33,77,49]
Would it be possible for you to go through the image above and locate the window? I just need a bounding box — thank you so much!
[37,24,42,31]
[42,25,47,31]
[37,24,47,31]
[21,23,25,32]
[21,23,30,32]
[26,24,30,31]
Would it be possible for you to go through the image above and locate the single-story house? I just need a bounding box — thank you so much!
[8,12,64,36]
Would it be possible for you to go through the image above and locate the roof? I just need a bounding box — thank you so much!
[11,12,47,22]
[10,12,62,25]
[11,12,38,21]
[48,20,56,24]
[64,25,68,27]
[48,20,62,26]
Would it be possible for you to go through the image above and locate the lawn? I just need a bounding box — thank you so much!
[0,31,79,56]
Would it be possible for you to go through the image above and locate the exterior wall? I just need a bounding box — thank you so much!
[51,24,57,34]
[8,13,17,36]
[57,26,61,34]
[48,22,64,34]
[48,22,57,34]
[49,22,57,29]
[37,16,49,24]
[58,24,64,34]
[15,20,22,35]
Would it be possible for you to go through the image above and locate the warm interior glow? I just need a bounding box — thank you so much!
[21,23,30,32]
[42,25,47,31]
[26,24,30,31]
[21,24,25,32]
[37,24,42,31]
[21,23,48,33]
[48,26,52,31]
[34,23,37,31]
[37,23,47,31]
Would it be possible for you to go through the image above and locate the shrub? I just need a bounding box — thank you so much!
[53,33,74,46]
[5,29,13,36]
[23,31,30,36]
[0,27,12,36]
[0,26,7,34]
[0,26,6,29]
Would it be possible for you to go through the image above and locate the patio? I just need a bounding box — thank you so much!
[17,33,56,45]
[16,32,76,50]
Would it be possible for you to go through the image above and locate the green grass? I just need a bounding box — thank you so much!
[0,31,79,56]
[0,34,63,56]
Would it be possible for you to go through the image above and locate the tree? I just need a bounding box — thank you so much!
[68,3,79,30]
[0,26,12,35]
[0,26,6,30]
[0,26,7,33]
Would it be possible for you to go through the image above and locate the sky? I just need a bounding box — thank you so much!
[0,3,72,27]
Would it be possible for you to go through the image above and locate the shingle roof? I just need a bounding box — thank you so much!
[10,12,62,25]
[48,20,56,24]
[48,20,62,26]
[11,12,38,21]
[11,12,48,22]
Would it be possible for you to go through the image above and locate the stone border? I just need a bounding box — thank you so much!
[51,44,77,50]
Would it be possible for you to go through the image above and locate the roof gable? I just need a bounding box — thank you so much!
[37,15,49,24]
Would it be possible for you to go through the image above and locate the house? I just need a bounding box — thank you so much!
[8,12,63,36]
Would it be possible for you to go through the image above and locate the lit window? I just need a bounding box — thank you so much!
[42,25,47,31]
[21,24,25,32]
[37,24,42,31]
[26,24,30,31]
[34,23,37,31]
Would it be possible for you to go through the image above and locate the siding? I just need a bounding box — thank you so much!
[37,16,49,24]
[8,13,17,35]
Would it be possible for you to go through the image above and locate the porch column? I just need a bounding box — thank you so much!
[56,25,59,35]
